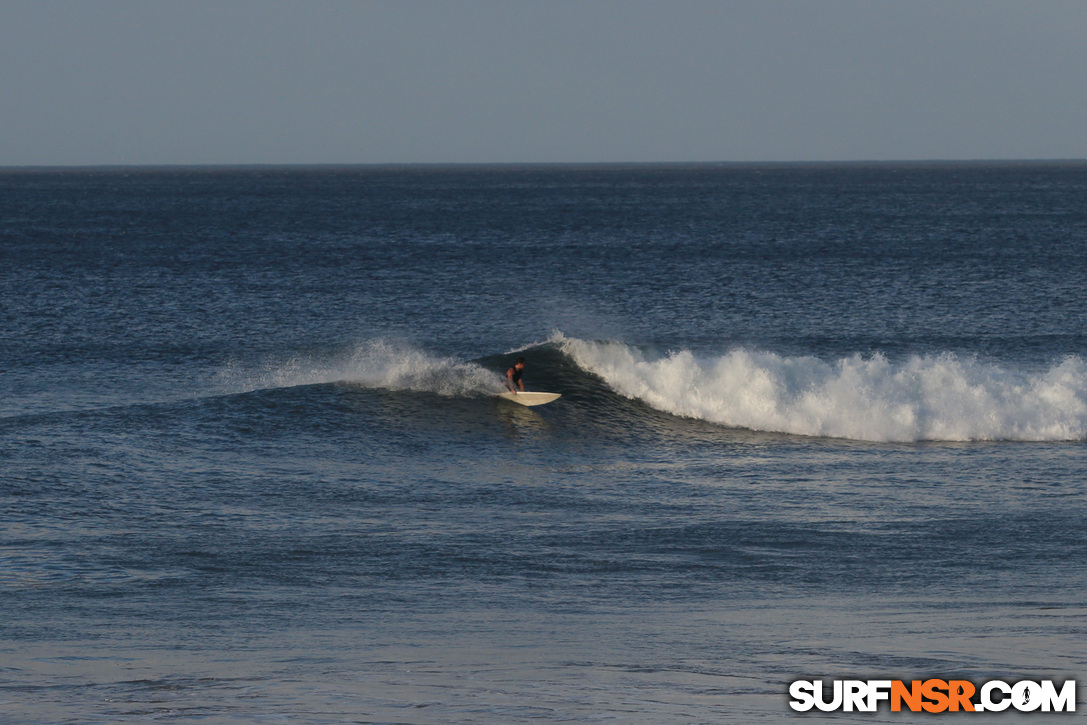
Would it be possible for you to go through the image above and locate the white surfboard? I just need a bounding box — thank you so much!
[496,391,562,406]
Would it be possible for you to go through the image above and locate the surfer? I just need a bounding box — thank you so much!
[506,357,526,392]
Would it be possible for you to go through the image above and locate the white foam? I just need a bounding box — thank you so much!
[558,336,1087,442]
[220,340,506,397]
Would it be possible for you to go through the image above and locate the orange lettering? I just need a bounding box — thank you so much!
[891,680,923,712]
[948,680,976,712]
[921,679,950,713]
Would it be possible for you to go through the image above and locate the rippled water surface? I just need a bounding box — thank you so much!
[2,164,1086,722]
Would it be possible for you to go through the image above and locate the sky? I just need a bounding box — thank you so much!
[1,0,1085,166]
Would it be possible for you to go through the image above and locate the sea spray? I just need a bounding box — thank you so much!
[557,336,1087,442]
[219,339,506,397]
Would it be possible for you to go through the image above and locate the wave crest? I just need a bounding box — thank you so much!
[220,340,505,397]
[557,336,1087,442]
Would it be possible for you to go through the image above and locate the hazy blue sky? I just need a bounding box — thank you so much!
[2,1,1085,165]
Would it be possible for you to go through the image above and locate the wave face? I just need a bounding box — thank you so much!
[217,335,1087,443]
[557,335,1087,442]
[219,339,506,397]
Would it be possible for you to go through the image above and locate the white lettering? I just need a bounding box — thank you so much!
[813,680,843,712]
[866,680,892,711]
[843,680,868,712]
[1040,680,1076,713]
[980,680,1011,712]
[1013,680,1043,712]
[788,680,815,712]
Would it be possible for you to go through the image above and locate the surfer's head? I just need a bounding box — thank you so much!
[514,357,525,369]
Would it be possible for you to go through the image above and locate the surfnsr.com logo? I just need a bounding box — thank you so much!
[788,679,1076,713]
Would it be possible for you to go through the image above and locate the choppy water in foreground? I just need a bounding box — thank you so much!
[2,164,1085,722]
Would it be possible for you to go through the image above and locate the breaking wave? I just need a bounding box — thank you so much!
[556,335,1087,442]
[215,334,1087,442]
[219,340,506,398]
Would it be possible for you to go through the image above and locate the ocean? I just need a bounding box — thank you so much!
[1,163,1085,723]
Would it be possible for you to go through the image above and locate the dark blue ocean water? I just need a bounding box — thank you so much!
[2,164,1086,722]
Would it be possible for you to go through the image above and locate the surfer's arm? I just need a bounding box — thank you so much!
[506,368,518,392]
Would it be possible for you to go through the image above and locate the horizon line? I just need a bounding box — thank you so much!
[2,158,1086,172]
